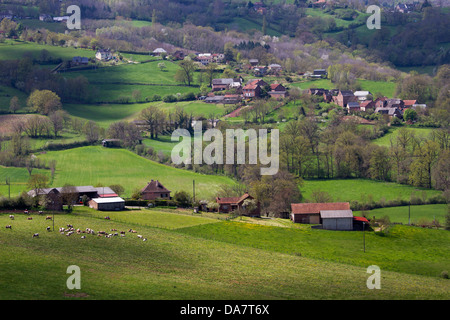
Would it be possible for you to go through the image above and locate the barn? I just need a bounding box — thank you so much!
[89,197,125,211]
[320,210,354,231]
[290,202,351,224]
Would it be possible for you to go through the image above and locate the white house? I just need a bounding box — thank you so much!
[96,49,112,61]
[153,48,167,56]
[353,91,372,101]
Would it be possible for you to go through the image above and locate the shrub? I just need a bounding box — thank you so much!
[163,94,177,103]
[441,271,449,279]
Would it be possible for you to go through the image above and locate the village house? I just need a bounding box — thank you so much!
[153,48,167,56]
[212,78,242,91]
[197,53,213,66]
[215,192,260,217]
[353,91,372,102]
[310,69,328,79]
[249,59,259,66]
[268,63,282,74]
[375,107,403,118]
[141,180,171,200]
[95,49,113,61]
[242,79,267,98]
[333,90,357,108]
[268,83,287,100]
[346,101,361,113]
[359,100,376,112]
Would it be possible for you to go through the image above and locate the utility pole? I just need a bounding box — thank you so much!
[193,180,195,204]
[363,222,366,253]
[408,202,411,225]
[6,177,10,199]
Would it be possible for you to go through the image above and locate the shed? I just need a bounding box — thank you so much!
[320,210,354,230]
[89,197,125,211]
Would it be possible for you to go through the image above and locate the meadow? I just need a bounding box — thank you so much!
[36,146,236,199]
[290,78,397,98]
[0,40,96,62]
[372,126,435,147]
[355,204,448,225]
[0,208,448,300]
[300,178,442,204]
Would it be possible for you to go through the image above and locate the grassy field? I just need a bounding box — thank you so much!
[0,40,96,61]
[0,85,29,112]
[36,146,236,199]
[355,204,448,225]
[290,78,397,98]
[372,126,435,147]
[301,179,442,204]
[0,166,50,197]
[63,99,225,129]
[0,207,448,300]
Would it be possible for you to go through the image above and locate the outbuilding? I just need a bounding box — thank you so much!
[320,210,354,230]
[89,197,125,211]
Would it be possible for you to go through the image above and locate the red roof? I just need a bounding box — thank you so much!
[216,193,253,205]
[291,202,350,214]
[403,100,417,106]
[353,216,369,223]
[141,180,171,193]
[99,193,118,198]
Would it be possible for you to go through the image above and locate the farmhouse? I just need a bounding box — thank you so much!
[215,192,260,217]
[153,48,167,56]
[89,197,125,211]
[212,78,241,91]
[96,49,112,61]
[346,102,361,113]
[141,180,171,200]
[333,90,357,108]
[268,83,287,100]
[290,202,351,224]
[353,91,372,101]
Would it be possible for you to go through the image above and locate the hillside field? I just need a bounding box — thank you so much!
[0,207,448,300]
[36,146,236,199]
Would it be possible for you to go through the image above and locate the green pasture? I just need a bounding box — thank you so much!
[36,146,236,199]
[64,59,191,85]
[0,85,28,112]
[0,40,95,61]
[301,179,442,204]
[355,204,448,225]
[143,135,189,156]
[0,166,50,197]
[86,83,200,103]
[372,126,434,147]
[177,220,450,280]
[290,78,397,98]
[0,209,448,299]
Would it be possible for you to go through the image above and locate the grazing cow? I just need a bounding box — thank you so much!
[38,211,43,215]
[9,215,14,220]
[46,216,52,220]
[67,224,73,228]
[5,225,12,229]
[46,226,51,231]
[27,217,33,220]
[24,210,29,215]
[32,233,39,238]
[81,236,86,239]
[143,238,147,241]
[137,235,143,239]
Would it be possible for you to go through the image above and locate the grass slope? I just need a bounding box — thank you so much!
[0,210,448,300]
[36,146,236,199]
[301,179,442,204]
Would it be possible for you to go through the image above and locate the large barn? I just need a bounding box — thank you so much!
[290,202,351,224]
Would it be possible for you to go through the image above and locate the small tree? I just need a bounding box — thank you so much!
[109,184,125,196]
[9,96,20,114]
[174,190,192,207]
